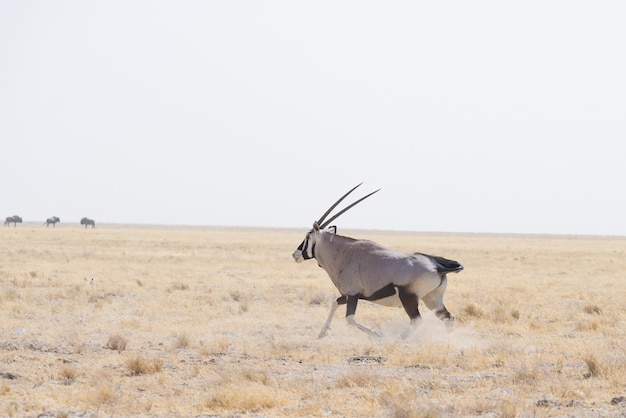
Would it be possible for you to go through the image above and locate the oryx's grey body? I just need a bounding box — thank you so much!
[292,184,463,338]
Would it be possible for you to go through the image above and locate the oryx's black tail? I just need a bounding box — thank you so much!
[415,253,464,274]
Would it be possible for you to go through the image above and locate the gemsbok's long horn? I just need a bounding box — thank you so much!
[317,183,363,225]
[320,188,381,229]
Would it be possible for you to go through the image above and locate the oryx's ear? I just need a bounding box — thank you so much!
[313,221,320,231]
[327,225,337,235]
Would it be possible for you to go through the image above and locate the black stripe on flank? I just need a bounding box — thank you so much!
[362,284,397,302]
[335,284,397,305]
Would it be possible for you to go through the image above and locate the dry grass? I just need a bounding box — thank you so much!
[126,355,163,376]
[1,224,626,416]
[106,334,128,352]
[58,365,78,385]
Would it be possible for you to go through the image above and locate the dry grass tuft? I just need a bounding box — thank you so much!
[575,319,600,331]
[204,367,283,411]
[583,303,602,315]
[126,355,163,376]
[512,360,540,385]
[89,383,115,406]
[59,365,78,385]
[204,381,285,412]
[173,332,190,349]
[463,302,484,318]
[583,354,606,378]
[308,292,327,305]
[0,382,10,395]
[242,368,271,385]
[379,383,437,418]
[498,399,518,418]
[336,369,377,388]
[1,287,19,302]
[230,289,250,313]
[169,281,189,291]
[106,334,128,352]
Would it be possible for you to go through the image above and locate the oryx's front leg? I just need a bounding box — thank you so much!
[318,297,341,338]
[345,295,383,337]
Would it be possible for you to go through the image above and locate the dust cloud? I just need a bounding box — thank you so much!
[380,311,484,350]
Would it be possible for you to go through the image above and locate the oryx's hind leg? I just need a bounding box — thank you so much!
[345,295,383,337]
[397,286,423,339]
[422,275,455,330]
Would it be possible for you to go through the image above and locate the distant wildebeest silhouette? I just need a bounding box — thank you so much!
[81,217,95,228]
[44,216,60,227]
[4,215,22,227]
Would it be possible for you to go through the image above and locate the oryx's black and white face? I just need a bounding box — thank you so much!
[292,224,336,263]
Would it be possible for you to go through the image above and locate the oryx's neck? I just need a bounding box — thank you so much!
[314,233,357,275]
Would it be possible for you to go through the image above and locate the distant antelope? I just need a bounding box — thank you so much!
[4,215,22,227]
[80,217,95,228]
[44,216,60,227]
[292,184,463,338]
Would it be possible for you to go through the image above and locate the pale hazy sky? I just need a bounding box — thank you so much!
[1,1,625,235]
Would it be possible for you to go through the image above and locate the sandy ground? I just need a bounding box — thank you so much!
[1,224,625,417]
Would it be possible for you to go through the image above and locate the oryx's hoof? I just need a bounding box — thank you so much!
[444,316,455,333]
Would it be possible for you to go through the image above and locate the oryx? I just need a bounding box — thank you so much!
[44,216,60,227]
[292,184,463,338]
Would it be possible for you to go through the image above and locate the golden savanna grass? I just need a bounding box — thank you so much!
[1,224,625,417]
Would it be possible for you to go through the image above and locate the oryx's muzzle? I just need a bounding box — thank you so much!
[292,249,305,263]
[292,237,314,263]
